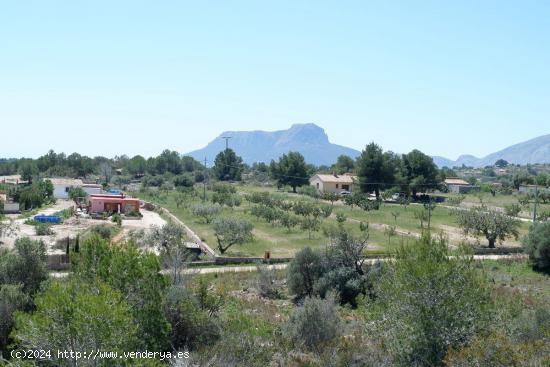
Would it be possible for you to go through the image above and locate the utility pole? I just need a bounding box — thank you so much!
[427,195,432,230]
[221,136,232,150]
[203,157,207,202]
[533,185,539,223]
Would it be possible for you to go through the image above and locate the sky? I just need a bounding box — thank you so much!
[1,1,549,160]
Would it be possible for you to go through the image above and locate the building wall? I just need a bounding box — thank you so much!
[448,184,479,194]
[53,185,71,199]
[310,177,352,194]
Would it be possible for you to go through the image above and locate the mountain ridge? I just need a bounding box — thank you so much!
[433,134,550,167]
[186,124,550,168]
[185,123,361,166]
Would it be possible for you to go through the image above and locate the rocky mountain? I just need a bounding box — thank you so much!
[433,134,550,168]
[185,123,361,166]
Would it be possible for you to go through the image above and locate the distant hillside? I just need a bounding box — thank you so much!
[185,123,361,166]
[433,134,550,167]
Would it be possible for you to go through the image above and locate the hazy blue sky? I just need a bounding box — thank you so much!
[1,1,549,160]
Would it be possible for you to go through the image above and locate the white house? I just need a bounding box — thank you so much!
[310,173,357,194]
[45,178,102,199]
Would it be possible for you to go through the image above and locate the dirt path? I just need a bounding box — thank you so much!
[155,206,217,258]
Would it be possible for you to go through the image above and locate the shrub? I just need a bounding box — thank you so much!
[35,223,53,236]
[89,225,116,240]
[371,235,493,366]
[504,203,522,217]
[111,213,122,226]
[283,295,341,352]
[172,174,194,188]
[523,221,550,271]
[296,185,320,198]
[211,191,241,208]
[255,264,281,299]
[163,286,221,350]
[287,247,324,299]
[279,212,300,232]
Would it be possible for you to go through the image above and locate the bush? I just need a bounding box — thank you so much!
[523,221,550,271]
[111,213,122,226]
[172,174,194,188]
[504,203,522,217]
[297,185,320,198]
[89,225,116,240]
[255,264,281,299]
[283,295,342,352]
[211,191,242,208]
[163,286,221,350]
[35,223,53,236]
[370,235,493,366]
[287,247,324,299]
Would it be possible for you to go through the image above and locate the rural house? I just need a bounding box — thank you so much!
[310,173,357,194]
[444,177,479,194]
[45,178,102,199]
[88,194,140,215]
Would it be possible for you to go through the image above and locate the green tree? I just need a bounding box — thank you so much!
[0,284,28,355]
[401,149,439,196]
[454,206,520,248]
[213,148,243,181]
[212,217,254,254]
[14,279,138,367]
[19,161,38,183]
[68,186,87,202]
[356,143,398,198]
[72,236,170,351]
[0,237,48,296]
[495,159,509,168]
[191,203,221,224]
[270,151,309,193]
[523,221,550,271]
[333,154,355,174]
[371,235,493,366]
[127,154,147,176]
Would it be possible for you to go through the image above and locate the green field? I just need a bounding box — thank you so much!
[135,184,532,258]
[136,187,416,257]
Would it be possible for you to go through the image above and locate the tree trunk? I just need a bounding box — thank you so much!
[292,186,297,193]
[488,238,496,248]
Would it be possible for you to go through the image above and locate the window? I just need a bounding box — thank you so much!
[342,185,349,191]
[336,184,339,189]
[65,187,70,192]
[316,183,319,189]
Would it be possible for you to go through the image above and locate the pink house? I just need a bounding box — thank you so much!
[88,194,140,214]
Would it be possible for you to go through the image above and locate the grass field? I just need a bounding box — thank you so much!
[135,184,533,258]
[136,187,416,257]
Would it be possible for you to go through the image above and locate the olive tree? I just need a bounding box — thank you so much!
[191,203,221,224]
[212,218,253,254]
[454,206,520,248]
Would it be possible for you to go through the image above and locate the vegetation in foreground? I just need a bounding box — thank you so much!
[1,221,549,366]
